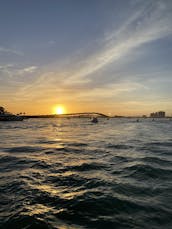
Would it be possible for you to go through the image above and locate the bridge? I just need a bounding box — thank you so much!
[24,112,109,119]
[58,112,109,118]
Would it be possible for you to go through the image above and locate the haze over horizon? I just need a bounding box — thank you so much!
[0,0,172,116]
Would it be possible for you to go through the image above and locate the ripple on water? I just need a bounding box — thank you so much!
[6,146,45,153]
[124,163,172,180]
[66,162,107,172]
[107,143,134,150]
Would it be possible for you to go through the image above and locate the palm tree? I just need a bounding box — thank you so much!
[0,107,5,114]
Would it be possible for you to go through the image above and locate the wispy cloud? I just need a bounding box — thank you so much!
[73,82,149,101]
[0,64,38,79]
[17,66,38,75]
[0,47,23,56]
[67,0,172,82]
[10,0,172,105]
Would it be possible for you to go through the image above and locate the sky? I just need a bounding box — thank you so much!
[0,0,172,116]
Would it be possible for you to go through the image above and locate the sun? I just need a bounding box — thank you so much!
[54,105,65,115]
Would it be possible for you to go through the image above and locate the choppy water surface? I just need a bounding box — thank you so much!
[0,118,172,229]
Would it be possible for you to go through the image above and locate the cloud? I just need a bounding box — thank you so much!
[66,0,172,83]
[0,47,23,56]
[0,65,38,80]
[0,64,14,70]
[10,0,172,104]
[73,82,149,102]
[17,66,38,75]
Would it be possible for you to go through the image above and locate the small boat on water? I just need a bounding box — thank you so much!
[0,106,24,121]
[91,117,98,123]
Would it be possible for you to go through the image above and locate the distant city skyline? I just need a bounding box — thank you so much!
[0,0,172,115]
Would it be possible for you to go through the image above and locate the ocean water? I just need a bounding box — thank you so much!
[0,118,172,229]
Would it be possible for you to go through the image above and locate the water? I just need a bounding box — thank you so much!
[0,118,172,229]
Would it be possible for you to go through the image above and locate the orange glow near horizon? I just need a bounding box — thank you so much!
[53,105,65,115]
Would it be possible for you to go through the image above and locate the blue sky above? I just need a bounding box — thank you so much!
[0,0,172,115]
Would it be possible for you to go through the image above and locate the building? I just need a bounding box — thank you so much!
[150,111,165,118]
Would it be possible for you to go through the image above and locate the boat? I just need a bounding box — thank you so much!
[0,106,24,121]
[91,117,98,123]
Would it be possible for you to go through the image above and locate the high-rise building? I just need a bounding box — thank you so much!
[150,111,165,118]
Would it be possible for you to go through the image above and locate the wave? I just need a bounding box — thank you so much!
[66,162,107,172]
[124,163,172,180]
[2,215,52,229]
[141,156,172,167]
[6,146,45,153]
[107,143,134,149]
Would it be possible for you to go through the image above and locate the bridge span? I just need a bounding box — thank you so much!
[24,112,109,119]
[59,112,109,118]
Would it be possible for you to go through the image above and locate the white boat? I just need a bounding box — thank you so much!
[0,107,24,121]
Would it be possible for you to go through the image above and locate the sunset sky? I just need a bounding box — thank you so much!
[0,0,172,116]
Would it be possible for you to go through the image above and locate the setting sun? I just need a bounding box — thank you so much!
[54,105,65,115]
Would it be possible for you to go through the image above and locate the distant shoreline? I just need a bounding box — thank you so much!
[22,114,171,119]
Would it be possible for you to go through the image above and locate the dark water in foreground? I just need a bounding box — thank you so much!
[0,118,172,229]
